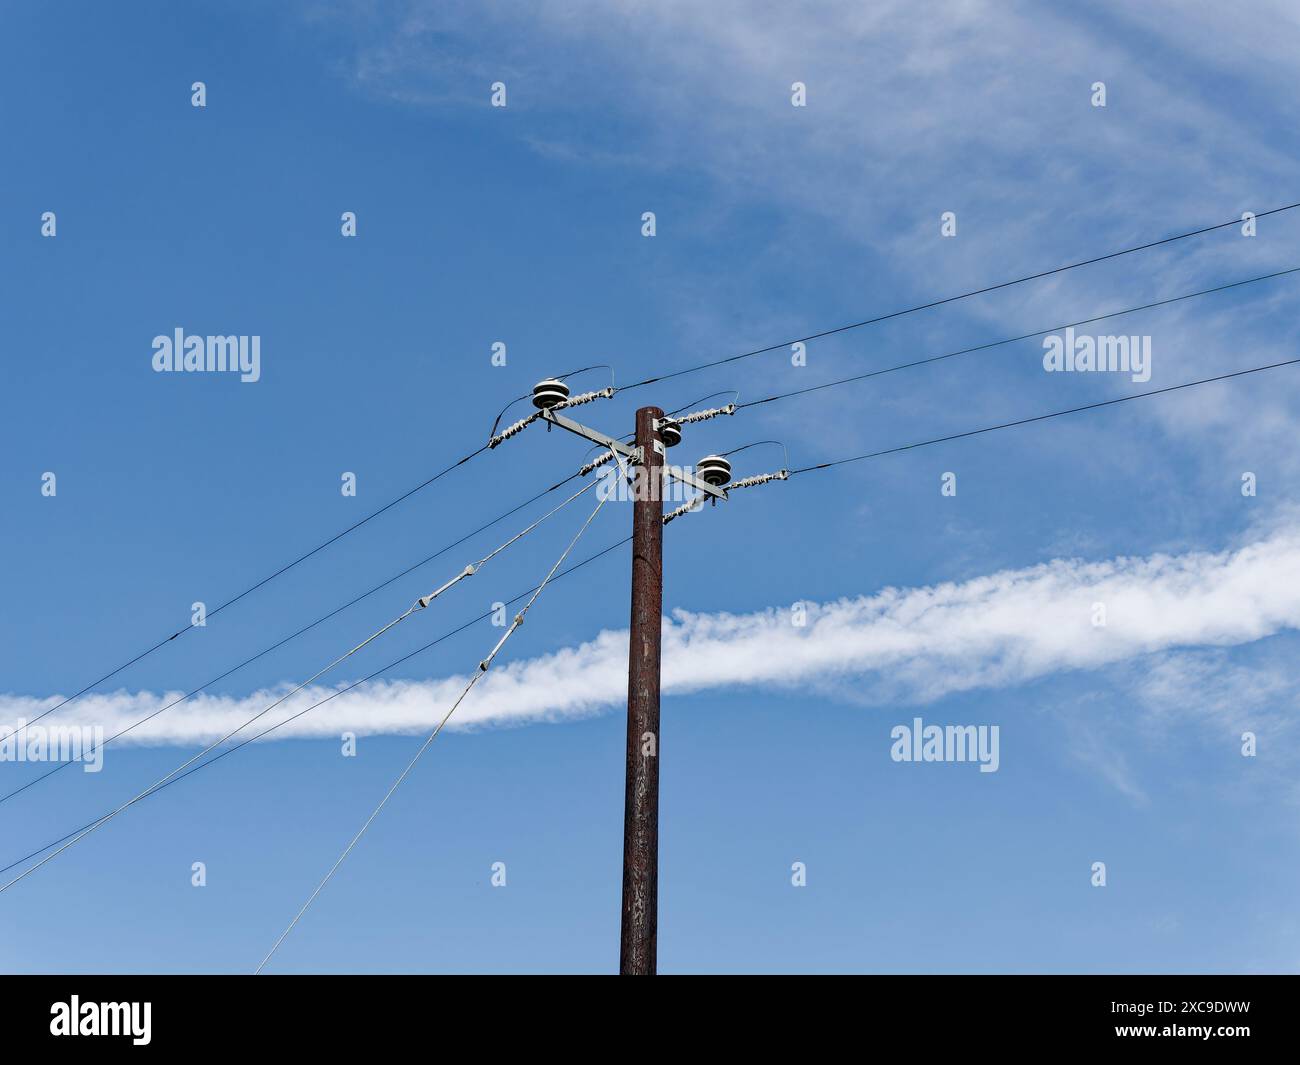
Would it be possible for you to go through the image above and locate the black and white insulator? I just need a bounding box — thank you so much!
[659,420,682,449]
[696,454,732,487]
[531,378,570,410]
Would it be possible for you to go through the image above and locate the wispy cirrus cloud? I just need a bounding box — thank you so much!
[313,0,1300,474]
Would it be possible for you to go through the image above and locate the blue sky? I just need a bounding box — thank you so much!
[3,0,1300,973]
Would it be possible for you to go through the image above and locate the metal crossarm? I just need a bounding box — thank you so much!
[541,408,727,500]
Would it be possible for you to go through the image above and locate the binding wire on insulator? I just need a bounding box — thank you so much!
[487,368,617,449]
[662,470,786,526]
[489,411,540,448]
[663,496,705,526]
[661,402,736,432]
[665,439,790,526]
[554,386,616,411]
[657,390,740,450]
[666,390,740,419]
[727,469,790,491]
[578,450,617,477]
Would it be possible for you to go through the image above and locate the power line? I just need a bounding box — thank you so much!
[255,457,622,972]
[621,200,1300,391]
[487,364,615,440]
[29,177,1288,977]
[0,475,605,894]
[737,266,1300,411]
[11,354,1297,896]
[0,466,589,808]
[0,533,633,883]
[32,202,1293,734]
[21,349,1292,853]
[253,349,1295,969]
[789,357,1300,475]
[23,444,491,731]
[2,610,412,895]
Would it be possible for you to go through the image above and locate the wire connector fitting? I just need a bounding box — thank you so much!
[666,403,736,429]
[489,412,539,449]
[663,497,706,525]
[578,451,617,477]
[553,386,615,411]
[416,564,477,609]
[726,469,790,491]
[489,388,615,449]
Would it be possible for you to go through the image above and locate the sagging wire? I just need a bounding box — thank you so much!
[254,445,623,973]
[0,466,598,809]
[660,402,736,432]
[487,385,617,449]
[666,390,740,418]
[720,439,789,469]
[663,439,789,525]
[0,531,634,882]
[0,475,604,896]
[412,477,602,608]
[486,365,615,443]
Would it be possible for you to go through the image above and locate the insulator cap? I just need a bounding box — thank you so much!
[532,378,570,409]
[696,454,732,487]
[660,421,682,448]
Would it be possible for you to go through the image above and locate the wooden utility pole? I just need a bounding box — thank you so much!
[620,405,664,975]
[515,390,731,974]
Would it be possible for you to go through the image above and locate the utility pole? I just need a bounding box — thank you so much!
[492,380,757,975]
[621,406,664,975]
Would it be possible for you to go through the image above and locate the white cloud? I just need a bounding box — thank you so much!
[317,0,1300,474]
[7,523,1300,748]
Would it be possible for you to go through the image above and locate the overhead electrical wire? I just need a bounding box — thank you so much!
[667,390,741,417]
[620,200,1300,391]
[737,266,1300,412]
[0,532,634,883]
[788,357,1300,475]
[254,448,626,973]
[487,364,615,440]
[6,380,730,812]
[22,259,1291,787]
[0,466,597,808]
[23,444,492,731]
[32,202,1296,733]
[0,475,607,894]
[14,203,1300,891]
[8,355,1299,888]
[654,356,1300,521]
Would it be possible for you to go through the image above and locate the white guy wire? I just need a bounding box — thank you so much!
[254,452,619,972]
[414,476,600,608]
[0,476,603,895]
